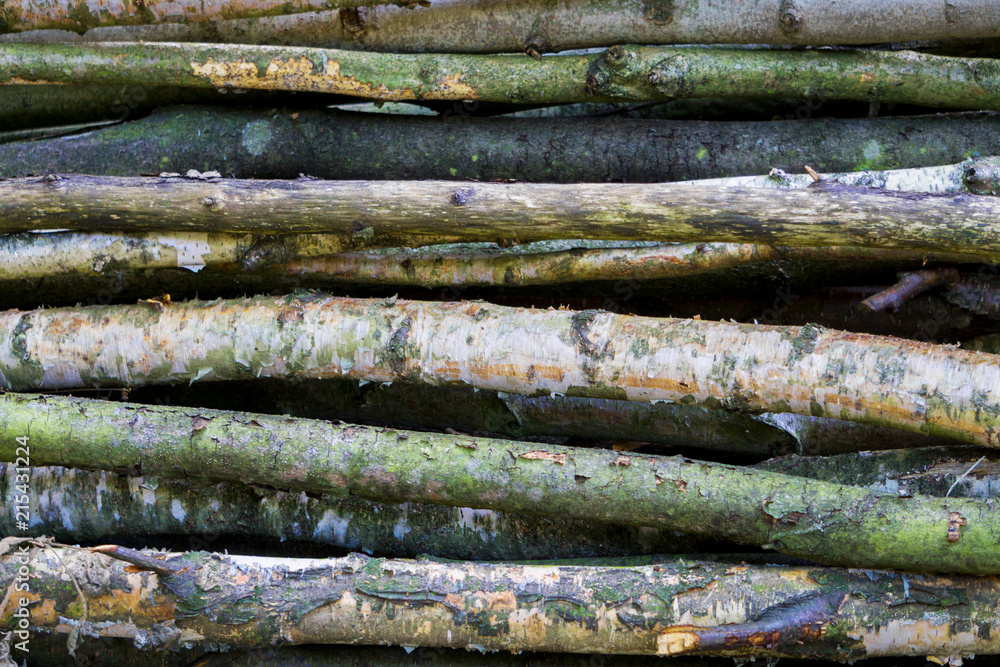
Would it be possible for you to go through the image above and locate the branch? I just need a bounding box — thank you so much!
[2,393,999,573]
[4,546,1000,657]
[1,43,998,108]
[861,268,961,312]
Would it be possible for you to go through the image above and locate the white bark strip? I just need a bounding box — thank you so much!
[0,295,997,446]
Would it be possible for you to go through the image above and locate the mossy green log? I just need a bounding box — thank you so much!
[1,43,999,108]
[1,393,999,573]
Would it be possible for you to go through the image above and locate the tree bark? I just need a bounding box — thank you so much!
[3,544,1000,657]
[6,174,1000,256]
[277,243,990,288]
[1,464,702,559]
[7,0,1000,52]
[0,0,412,35]
[2,42,999,109]
[2,393,998,573]
[4,105,998,182]
[8,231,988,285]
[757,447,1000,499]
[1,295,998,447]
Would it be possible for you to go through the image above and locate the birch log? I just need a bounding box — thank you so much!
[2,43,999,109]
[4,176,1000,257]
[1,295,999,447]
[1,394,998,573]
[3,544,1000,657]
[8,232,989,285]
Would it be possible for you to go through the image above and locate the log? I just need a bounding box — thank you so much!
[3,544,999,656]
[3,175,1000,257]
[1,295,998,447]
[0,464,701,559]
[4,105,998,181]
[1,393,998,572]
[2,43,998,109]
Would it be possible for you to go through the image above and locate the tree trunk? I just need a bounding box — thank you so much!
[1,393,998,573]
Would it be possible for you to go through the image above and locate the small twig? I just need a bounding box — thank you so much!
[90,545,187,577]
[946,456,987,497]
[861,268,960,312]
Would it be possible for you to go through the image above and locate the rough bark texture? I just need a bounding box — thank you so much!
[757,447,1000,499]
[1,394,998,573]
[2,42,999,108]
[1,295,998,448]
[0,0,409,34]
[7,1,1000,51]
[4,234,986,285]
[4,105,998,181]
[2,545,999,657]
[4,175,1000,257]
[0,464,701,559]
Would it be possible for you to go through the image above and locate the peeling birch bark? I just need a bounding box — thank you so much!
[0,464,700,559]
[4,176,1000,256]
[1,394,998,573]
[0,295,998,448]
[3,544,999,657]
[1,43,999,109]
